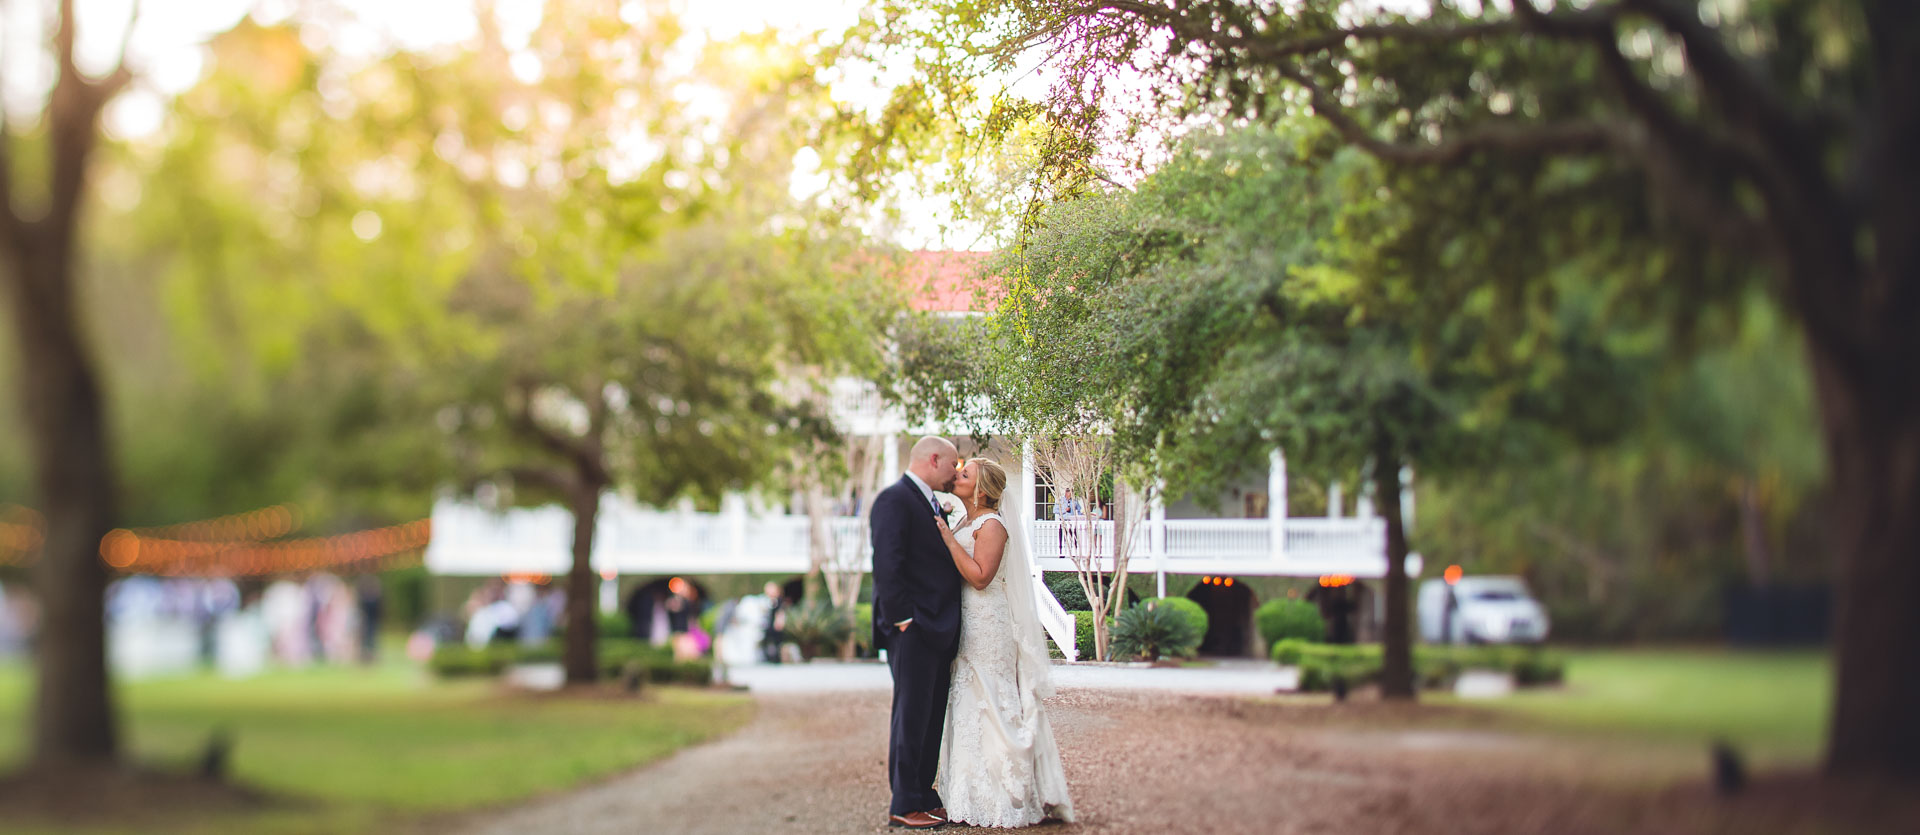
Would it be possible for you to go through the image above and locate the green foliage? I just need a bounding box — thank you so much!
[597,612,634,639]
[1273,641,1565,693]
[1108,601,1202,661]
[428,639,709,684]
[0,660,751,828]
[853,603,875,652]
[1256,599,1325,646]
[1147,597,1208,640]
[1048,573,1092,610]
[698,606,719,638]
[1069,610,1102,659]
[781,601,853,659]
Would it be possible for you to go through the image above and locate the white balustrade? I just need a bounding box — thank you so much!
[427,497,1414,661]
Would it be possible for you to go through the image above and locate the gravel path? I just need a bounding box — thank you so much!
[450,688,1915,835]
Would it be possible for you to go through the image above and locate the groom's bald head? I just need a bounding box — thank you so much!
[908,436,960,492]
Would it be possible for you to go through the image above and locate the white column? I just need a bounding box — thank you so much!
[724,493,747,561]
[1021,437,1039,576]
[1268,448,1288,562]
[1020,437,1038,523]
[1328,481,1344,519]
[1356,486,1375,519]
[1151,478,1167,598]
[882,434,899,479]
[599,572,618,615]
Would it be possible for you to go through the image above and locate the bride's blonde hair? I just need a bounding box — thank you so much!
[969,457,1008,511]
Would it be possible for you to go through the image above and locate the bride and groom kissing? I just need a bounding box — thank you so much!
[871,436,1075,830]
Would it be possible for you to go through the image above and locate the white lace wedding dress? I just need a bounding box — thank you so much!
[937,512,1075,828]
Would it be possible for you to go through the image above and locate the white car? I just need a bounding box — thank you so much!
[1418,576,1550,644]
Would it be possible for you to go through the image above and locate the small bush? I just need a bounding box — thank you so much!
[668,660,714,685]
[1277,642,1565,692]
[597,611,633,638]
[1144,597,1209,642]
[1048,574,1092,611]
[1269,638,1310,665]
[1069,611,1099,658]
[781,600,852,659]
[1109,601,1203,661]
[852,603,875,652]
[427,644,500,678]
[1256,598,1325,645]
[597,638,673,679]
[515,641,563,663]
[698,606,719,637]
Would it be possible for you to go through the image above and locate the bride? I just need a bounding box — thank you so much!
[932,457,1075,828]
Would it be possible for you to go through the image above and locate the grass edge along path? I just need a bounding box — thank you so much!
[0,659,754,834]
[1433,648,1828,766]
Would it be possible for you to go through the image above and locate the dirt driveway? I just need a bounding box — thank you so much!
[450,688,1913,835]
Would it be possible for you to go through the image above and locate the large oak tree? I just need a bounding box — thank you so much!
[858,0,1918,776]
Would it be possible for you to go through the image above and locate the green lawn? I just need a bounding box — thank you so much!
[0,655,753,833]
[1443,648,1829,765]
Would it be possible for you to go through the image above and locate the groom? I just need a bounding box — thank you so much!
[871,435,963,830]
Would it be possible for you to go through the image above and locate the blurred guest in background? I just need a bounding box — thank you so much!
[761,581,787,664]
[356,574,384,664]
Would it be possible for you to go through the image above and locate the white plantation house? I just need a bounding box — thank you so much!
[425,252,1420,659]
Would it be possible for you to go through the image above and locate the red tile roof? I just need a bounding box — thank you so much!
[902,250,996,313]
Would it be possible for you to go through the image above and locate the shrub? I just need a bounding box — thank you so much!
[1256,598,1325,645]
[1277,642,1566,692]
[597,611,633,638]
[1109,601,1203,661]
[852,603,875,652]
[1148,597,1209,641]
[428,644,500,677]
[1269,638,1310,665]
[698,606,719,637]
[781,600,852,659]
[597,638,673,678]
[1069,611,1098,659]
[1048,574,1092,610]
[668,660,714,685]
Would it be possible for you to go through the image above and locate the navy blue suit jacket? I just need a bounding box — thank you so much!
[869,475,963,652]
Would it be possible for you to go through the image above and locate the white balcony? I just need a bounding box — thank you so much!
[425,497,1417,580]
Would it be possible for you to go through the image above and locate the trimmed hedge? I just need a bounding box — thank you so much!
[1147,597,1209,641]
[1255,598,1325,645]
[1269,639,1566,692]
[596,611,633,638]
[429,638,712,686]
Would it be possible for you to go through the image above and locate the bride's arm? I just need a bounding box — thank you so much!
[935,518,1007,591]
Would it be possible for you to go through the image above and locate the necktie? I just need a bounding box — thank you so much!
[929,494,942,518]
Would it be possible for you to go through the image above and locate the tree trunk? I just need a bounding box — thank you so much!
[3,238,121,767]
[563,487,602,685]
[1738,477,1772,588]
[1373,440,1415,700]
[1812,340,1920,776]
[1818,0,1920,777]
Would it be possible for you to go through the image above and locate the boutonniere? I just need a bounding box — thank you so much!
[935,494,961,524]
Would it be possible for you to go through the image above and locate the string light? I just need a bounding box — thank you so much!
[0,506,45,566]
[101,518,433,578]
[2,503,430,577]
[1318,575,1354,588]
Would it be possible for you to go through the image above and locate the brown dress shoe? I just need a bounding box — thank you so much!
[929,807,949,822]
[889,811,945,829]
